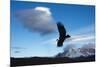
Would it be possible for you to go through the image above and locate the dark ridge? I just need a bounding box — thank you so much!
[11,55,95,67]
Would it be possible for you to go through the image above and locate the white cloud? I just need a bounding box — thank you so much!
[34,7,51,15]
[15,7,56,35]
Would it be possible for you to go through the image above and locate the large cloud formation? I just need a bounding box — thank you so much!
[15,7,56,35]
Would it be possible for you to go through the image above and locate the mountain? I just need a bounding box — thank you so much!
[55,43,95,58]
[11,43,95,66]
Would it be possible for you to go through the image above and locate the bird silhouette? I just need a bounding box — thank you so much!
[57,22,71,47]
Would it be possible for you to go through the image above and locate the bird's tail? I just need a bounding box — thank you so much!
[66,34,71,38]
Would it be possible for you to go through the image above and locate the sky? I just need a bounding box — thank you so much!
[11,1,95,58]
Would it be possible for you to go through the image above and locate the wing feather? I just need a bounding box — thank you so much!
[57,22,66,37]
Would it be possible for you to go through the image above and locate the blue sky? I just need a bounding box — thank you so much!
[11,1,95,57]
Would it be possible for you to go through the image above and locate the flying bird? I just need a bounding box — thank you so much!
[57,22,71,47]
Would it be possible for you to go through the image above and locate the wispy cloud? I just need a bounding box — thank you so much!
[40,35,95,46]
[14,51,21,53]
[40,24,95,46]
[66,35,94,42]
[11,46,25,49]
[11,46,26,54]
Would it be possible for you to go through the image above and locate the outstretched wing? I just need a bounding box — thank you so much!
[57,22,66,37]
